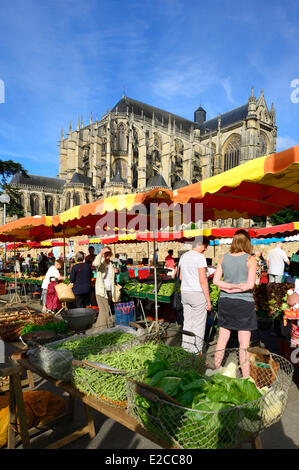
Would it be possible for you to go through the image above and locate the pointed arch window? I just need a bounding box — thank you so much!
[45,196,54,216]
[153,135,162,167]
[117,124,127,151]
[192,147,202,183]
[112,159,127,179]
[259,133,268,157]
[30,194,40,216]
[224,135,241,171]
[170,139,183,187]
[66,192,71,210]
[83,146,90,176]
[74,192,81,206]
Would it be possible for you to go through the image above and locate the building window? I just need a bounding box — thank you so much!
[83,146,90,176]
[171,140,183,187]
[30,194,40,216]
[45,196,54,216]
[117,124,127,151]
[66,192,71,210]
[259,133,268,157]
[224,135,241,171]
[153,135,161,167]
[113,159,127,179]
[74,192,81,206]
[192,148,202,183]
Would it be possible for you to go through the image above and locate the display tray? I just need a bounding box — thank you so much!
[147,293,171,303]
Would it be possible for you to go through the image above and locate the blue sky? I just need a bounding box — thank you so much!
[0,0,299,178]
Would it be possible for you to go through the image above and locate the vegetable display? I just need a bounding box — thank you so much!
[253,283,293,318]
[209,283,220,310]
[20,321,68,336]
[73,342,193,403]
[51,331,136,359]
[124,281,154,294]
[158,282,176,297]
[134,358,263,449]
[0,310,54,342]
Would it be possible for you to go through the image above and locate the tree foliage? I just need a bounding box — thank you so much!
[0,160,28,218]
[252,209,299,227]
[268,209,299,226]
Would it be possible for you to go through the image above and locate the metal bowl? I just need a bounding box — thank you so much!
[61,308,96,332]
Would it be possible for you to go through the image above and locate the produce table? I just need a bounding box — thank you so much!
[0,275,43,285]
[10,349,175,449]
[10,349,263,450]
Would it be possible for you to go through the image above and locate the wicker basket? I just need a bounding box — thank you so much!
[55,283,75,302]
[249,350,280,388]
[126,348,294,449]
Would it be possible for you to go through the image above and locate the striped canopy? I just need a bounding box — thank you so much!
[0,145,298,243]
[77,222,299,245]
[173,145,299,221]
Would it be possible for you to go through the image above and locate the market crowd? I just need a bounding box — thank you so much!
[11,233,298,375]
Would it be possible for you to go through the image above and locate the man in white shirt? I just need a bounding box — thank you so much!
[178,236,212,352]
[267,242,290,283]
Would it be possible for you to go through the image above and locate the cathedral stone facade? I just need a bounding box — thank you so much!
[10,88,277,225]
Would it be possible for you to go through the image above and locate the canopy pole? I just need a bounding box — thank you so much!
[153,233,159,333]
[147,241,150,266]
[12,240,20,305]
[63,229,66,277]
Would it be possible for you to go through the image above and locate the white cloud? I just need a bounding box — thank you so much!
[220,77,236,105]
[151,55,221,99]
[276,136,299,152]
[0,149,56,165]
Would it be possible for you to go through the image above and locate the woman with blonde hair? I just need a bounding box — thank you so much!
[213,230,257,377]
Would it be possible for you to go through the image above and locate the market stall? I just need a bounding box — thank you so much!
[8,326,294,449]
[0,146,298,449]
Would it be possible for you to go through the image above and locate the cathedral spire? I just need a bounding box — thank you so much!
[61,127,64,140]
[69,121,72,133]
[81,116,83,129]
[249,86,256,102]
[270,102,276,123]
[90,112,93,124]
[77,116,80,131]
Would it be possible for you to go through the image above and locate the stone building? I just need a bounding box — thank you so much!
[10,88,277,224]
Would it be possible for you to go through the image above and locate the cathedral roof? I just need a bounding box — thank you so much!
[11,173,65,190]
[112,97,249,134]
[110,171,126,183]
[70,172,93,186]
[146,173,169,190]
[201,104,248,133]
[111,97,195,133]
[173,179,189,189]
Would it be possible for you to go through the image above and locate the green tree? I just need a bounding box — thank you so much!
[268,208,299,225]
[0,160,28,218]
[253,209,299,227]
